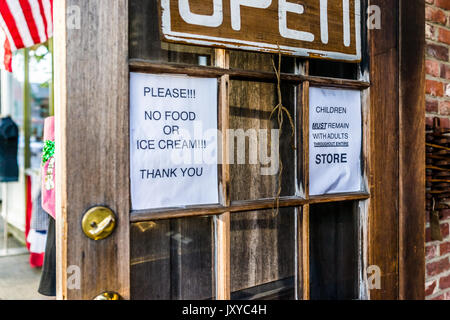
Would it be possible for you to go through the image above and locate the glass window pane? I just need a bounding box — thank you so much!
[229,51,298,73]
[230,51,274,72]
[230,207,297,300]
[130,216,215,300]
[229,80,298,201]
[309,60,359,80]
[310,201,358,300]
[129,0,214,65]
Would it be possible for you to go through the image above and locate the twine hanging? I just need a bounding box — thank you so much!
[270,49,295,216]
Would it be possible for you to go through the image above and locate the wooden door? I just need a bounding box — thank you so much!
[54,0,425,300]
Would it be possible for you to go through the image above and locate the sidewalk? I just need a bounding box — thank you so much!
[0,216,43,300]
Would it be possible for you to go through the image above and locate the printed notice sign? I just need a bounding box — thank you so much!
[130,72,219,210]
[309,87,362,196]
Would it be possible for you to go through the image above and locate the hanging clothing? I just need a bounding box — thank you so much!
[27,230,47,254]
[29,189,48,268]
[0,116,19,182]
[25,175,45,268]
[31,190,49,232]
[38,216,56,297]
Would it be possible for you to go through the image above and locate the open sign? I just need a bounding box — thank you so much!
[160,0,361,62]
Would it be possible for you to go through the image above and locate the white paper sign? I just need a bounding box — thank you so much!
[130,72,219,210]
[309,87,362,196]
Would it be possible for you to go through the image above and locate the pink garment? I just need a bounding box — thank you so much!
[41,116,55,219]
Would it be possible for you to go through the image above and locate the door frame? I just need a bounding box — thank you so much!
[54,0,425,300]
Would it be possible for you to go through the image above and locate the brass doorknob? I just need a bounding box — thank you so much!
[94,292,120,300]
[81,206,116,240]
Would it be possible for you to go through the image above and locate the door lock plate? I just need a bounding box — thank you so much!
[82,206,116,240]
[94,292,121,300]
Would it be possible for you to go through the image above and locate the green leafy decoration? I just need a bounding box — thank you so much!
[42,140,55,165]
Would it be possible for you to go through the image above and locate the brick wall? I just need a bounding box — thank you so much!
[425,0,450,300]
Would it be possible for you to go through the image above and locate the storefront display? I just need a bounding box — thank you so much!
[0,116,19,182]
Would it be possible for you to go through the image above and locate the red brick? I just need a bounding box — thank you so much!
[426,79,445,96]
[443,223,450,238]
[440,117,450,129]
[438,28,450,45]
[441,64,450,80]
[427,116,450,129]
[441,242,450,255]
[426,59,441,77]
[436,0,450,10]
[427,244,438,260]
[426,280,437,296]
[425,114,450,129]
[439,274,450,290]
[426,223,450,242]
[439,100,450,115]
[427,257,450,276]
[426,7,447,25]
[427,99,439,113]
[442,209,450,220]
[427,43,449,61]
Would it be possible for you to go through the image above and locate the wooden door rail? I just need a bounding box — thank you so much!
[130,193,370,222]
[129,59,371,89]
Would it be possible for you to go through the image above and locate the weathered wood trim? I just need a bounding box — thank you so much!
[367,0,400,300]
[215,49,231,300]
[398,0,425,300]
[130,193,370,222]
[301,204,310,300]
[54,0,67,300]
[302,79,310,200]
[215,212,230,300]
[129,59,371,89]
[296,207,303,299]
[55,0,130,299]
